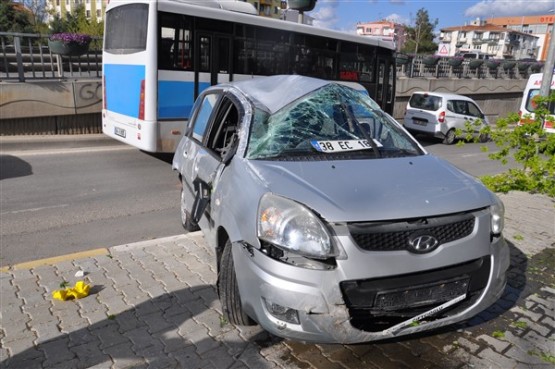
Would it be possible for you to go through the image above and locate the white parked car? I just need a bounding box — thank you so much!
[404,92,490,144]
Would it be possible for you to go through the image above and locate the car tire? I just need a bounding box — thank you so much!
[181,183,199,232]
[443,129,456,145]
[218,240,255,326]
[478,133,490,143]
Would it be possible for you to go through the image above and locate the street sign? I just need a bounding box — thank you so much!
[437,44,450,56]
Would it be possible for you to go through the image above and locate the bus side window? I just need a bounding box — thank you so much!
[178,29,192,70]
[159,13,192,70]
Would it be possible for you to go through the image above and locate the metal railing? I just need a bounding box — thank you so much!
[397,55,543,79]
[1,32,102,82]
[1,32,541,82]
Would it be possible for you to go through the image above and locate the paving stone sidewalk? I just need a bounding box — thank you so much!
[0,191,553,369]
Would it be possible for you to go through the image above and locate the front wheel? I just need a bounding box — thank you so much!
[478,133,490,143]
[443,129,456,145]
[218,240,255,326]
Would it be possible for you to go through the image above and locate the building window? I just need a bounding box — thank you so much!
[96,9,101,17]
[86,10,90,17]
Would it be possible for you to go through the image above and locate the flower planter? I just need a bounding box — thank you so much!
[468,60,483,69]
[396,54,411,65]
[502,61,516,70]
[448,58,463,67]
[48,39,89,56]
[422,56,439,66]
[530,63,543,72]
[48,33,91,56]
[517,62,531,72]
[485,60,500,69]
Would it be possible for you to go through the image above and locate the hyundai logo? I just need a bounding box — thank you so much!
[408,234,440,253]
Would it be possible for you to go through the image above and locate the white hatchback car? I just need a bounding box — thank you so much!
[172,75,509,344]
[404,92,490,144]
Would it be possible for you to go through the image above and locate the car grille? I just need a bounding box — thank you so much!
[340,257,491,332]
[348,211,476,252]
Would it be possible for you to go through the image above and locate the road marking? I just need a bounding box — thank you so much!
[1,204,69,215]
[1,248,110,272]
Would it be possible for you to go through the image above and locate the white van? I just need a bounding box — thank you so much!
[404,91,489,144]
[519,73,555,133]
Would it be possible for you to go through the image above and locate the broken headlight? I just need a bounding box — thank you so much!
[257,193,336,259]
[490,193,505,236]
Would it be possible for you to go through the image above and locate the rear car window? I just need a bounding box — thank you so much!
[408,94,442,111]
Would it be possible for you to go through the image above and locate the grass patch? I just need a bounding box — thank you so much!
[511,320,528,329]
[528,350,555,365]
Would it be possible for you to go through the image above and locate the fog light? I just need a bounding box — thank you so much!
[263,298,300,324]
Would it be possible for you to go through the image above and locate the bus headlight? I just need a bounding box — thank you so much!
[257,193,334,259]
[491,194,505,236]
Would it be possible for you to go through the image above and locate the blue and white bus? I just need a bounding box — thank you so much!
[102,0,396,152]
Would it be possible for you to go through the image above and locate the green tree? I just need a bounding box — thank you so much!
[402,8,438,54]
[0,0,34,33]
[22,0,49,33]
[49,5,103,37]
[465,95,555,197]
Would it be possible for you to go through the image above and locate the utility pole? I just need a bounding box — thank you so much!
[539,19,555,98]
[539,16,555,130]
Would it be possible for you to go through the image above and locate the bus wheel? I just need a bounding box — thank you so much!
[218,240,255,326]
[181,184,199,232]
[443,129,456,145]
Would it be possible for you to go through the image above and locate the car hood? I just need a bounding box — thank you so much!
[244,155,493,222]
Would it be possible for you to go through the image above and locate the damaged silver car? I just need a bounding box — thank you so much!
[172,75,509,344]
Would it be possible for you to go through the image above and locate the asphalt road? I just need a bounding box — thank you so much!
[0,135,184,267]
[0,134,518,267]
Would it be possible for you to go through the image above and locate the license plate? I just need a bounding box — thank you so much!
[114,127,126,138]
[311,139,382,153]
[413,118,428,126]
[374,278,469,311]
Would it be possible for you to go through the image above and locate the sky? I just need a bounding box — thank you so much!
[304,0,555,33]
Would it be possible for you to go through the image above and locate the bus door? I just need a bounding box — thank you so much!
[195,33,232,99]
[376,57,395,114]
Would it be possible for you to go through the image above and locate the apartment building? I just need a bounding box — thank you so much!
[356,21,406,52]
[487,14,554,61]
[48,0,105,23]
[439,19,539,60]
[243,0,286,19]
[47,0,287,24]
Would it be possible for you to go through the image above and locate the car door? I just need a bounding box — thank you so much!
[177,91,222,229]
[466,101,487,129]
[448,100,474,130]
[179,90,242,234]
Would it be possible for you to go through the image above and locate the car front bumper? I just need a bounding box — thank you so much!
[232,234,509,344]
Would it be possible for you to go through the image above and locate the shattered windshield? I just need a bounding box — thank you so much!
[246,84,423,160]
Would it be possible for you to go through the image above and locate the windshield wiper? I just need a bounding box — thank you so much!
[342,102,381,158]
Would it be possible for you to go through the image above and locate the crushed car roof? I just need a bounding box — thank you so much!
[225,75,332,114]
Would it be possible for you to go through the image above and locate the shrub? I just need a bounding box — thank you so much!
[470,95,555,197]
